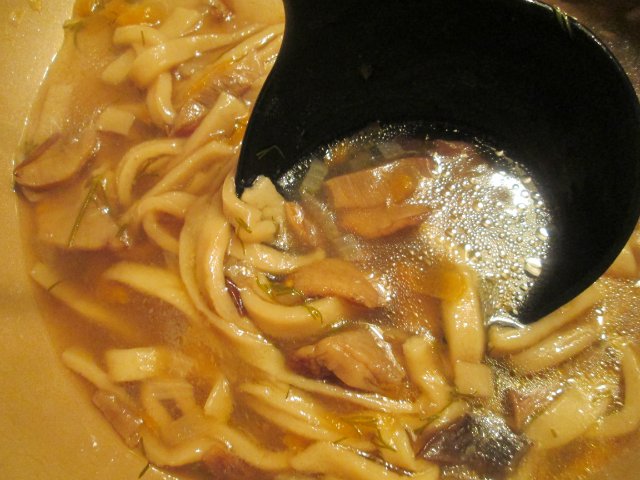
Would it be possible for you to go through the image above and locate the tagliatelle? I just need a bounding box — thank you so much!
[589,344,640,438]
[240,286,352,338]
[507,324,600,374]
[102,261,199,320]
[525,386,609,450]
[129,27,259,86]
[489,283,605,355]
[240,383,343,441]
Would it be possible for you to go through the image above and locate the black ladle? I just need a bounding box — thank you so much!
[236,0,640,323]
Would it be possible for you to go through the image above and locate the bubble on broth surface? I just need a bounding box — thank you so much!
[285,123,551,322]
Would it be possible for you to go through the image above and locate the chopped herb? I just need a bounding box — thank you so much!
[68,177,102,248]
[413,414,440,436]
[343,414,378,427]
[419,412,442,424]
[256,277,303,301]
[134,158,159,184]
[372,428,397,452]
[550,428,558,438]
[553,6,573,36]
[256,277,273,297]
[236,217,253,233]
[273,283,303,298]
[47,279,65,292]
[285,387,292,399]
[140,30,146,46]
[303,304,323,324]
[332,437,348,445]
[63,18,85,46]
[450,388,463,401]
[256,145,285,161]
[138,462,151,478]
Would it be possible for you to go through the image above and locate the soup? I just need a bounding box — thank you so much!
[13,1,640,479]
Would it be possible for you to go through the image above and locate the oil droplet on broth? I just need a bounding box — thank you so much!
[281,123,551,324]
[412,133,550,317]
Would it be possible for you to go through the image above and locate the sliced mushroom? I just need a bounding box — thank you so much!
[504,387,557,433]
[336,203,430,239]
[92,390,143,448]
[323,156,433,209]
[203,444,263,479]
[288,258,382,308]
[419,412,530,478]
[291,326,405,395]
[14,126,99,190]
[173,99,209,136]
[35,178,122,250]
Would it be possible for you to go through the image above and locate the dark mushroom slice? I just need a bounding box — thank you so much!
[504,386,557,433]
[419,412,530,479]
[14,126,99,190]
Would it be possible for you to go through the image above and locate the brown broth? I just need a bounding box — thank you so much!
[14,1,640,479]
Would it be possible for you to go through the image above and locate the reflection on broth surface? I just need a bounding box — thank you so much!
[278,124,551,323]
[12,1,640,479]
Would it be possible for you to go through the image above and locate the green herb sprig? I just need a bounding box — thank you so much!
[553,6,573,37]
[372,428,397,452]
[236,217,253,234]
[67,176,126,247]
[342,414,397,452]
[68,176,103,247]
[303,304,323,324]
[255,276,322,323]
[256,277,303,300]
[138,462,150,478]
[256,145,285,161]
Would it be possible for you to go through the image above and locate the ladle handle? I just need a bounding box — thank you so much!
[278,0,387,59]
[280,0,361,32]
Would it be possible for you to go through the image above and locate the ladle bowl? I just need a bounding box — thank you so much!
[236,0,640,323]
